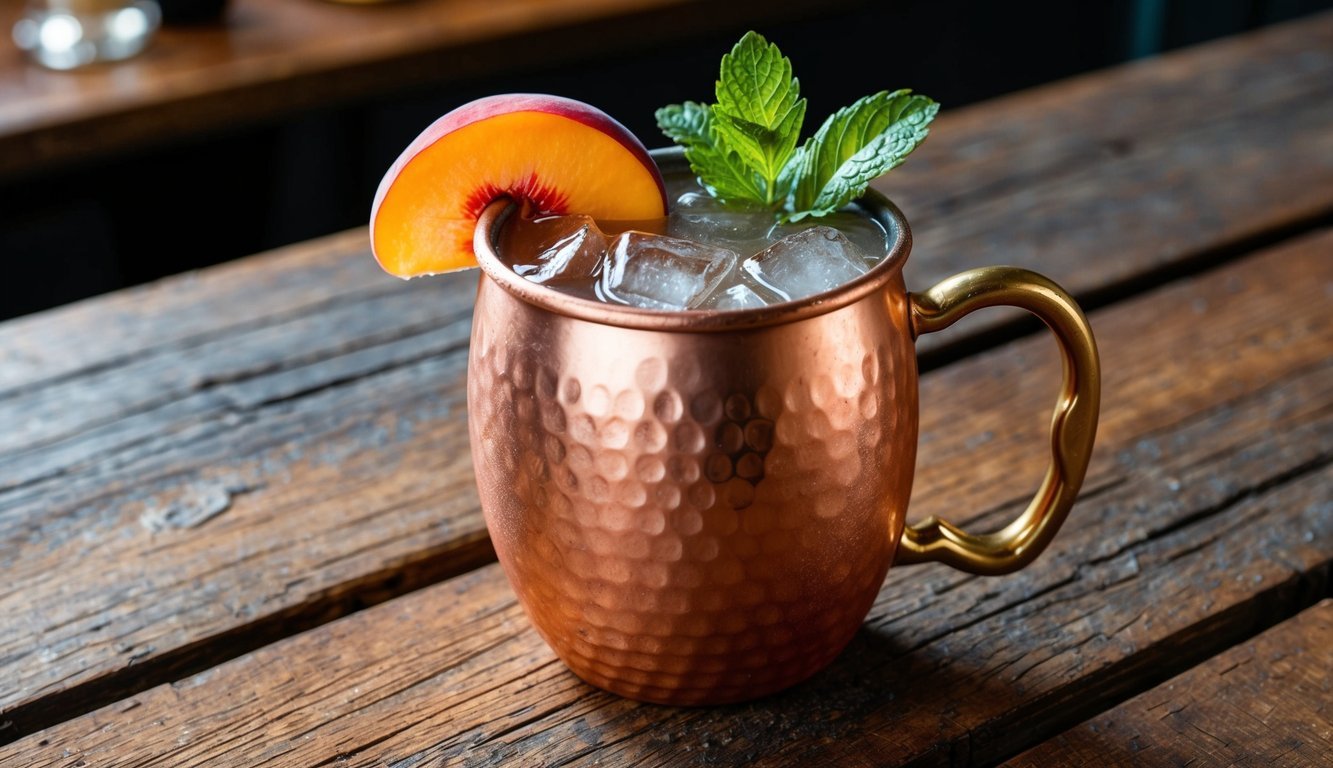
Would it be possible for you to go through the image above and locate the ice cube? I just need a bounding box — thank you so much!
[704,283,769,311]
[743,226,869,301]
[668,192,774,251]
[500,214,608,285]
[767,211,889,265]
[598,232,737,310]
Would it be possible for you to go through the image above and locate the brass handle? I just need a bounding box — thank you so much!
[896,267,1101,575]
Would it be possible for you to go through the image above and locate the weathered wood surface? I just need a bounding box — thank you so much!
[0,0,827,178]
[1007,600,1333,767]
[2,16,1332,746]
[3,225,1328,766]
[880,10,1333,243]
[0,229,376,396]
[0,250,489,741]
[882,12,1333,356]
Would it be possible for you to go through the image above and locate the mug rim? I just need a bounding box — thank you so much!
[472,146,913,333]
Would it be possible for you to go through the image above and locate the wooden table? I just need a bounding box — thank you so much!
[2,12,1331,767]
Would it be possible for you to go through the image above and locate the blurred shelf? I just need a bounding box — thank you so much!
[0,0,826,179]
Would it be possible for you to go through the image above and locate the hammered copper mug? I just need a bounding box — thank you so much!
[466,150,1100,706]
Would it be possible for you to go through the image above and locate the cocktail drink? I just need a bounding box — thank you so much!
[496,164,893,311]
[369,33,1100,706]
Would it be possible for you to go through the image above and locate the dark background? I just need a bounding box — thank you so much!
[3,0,1330,320]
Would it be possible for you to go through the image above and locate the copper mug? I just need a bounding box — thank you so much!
[467,150,1100,705]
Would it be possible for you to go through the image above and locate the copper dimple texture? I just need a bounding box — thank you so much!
[467,266,919,705]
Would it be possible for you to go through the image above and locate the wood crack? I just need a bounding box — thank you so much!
[0,278,409,403]
[1084,451,1333,570]
[0,534,498,747]
[0,306,472,474]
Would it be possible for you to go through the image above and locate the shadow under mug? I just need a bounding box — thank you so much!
[467,148,1100,706]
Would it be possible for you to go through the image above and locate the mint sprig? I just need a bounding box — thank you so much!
[656,101,765,203]
[711,32,806,205]
[656,31,937,221]
[792,90,938,219]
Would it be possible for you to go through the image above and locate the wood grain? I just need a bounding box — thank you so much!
[2,223,1328,766]
[0,228,379,397]
[883,13,1333,358]
[1005,600,1333,767]
[0,0,828,178]
[2,17,1331,745]
[2,16,1333,746]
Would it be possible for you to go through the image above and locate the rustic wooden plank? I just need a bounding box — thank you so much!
[0,228,380,397]
[0,0,828,179]
[0,258,472,472]
[2,226,1328,765]
[0,338,492,741]
[1004,600,1333,767]
[885,20,1333,357]
[2,21,1331,744]
[902,87,1333,294]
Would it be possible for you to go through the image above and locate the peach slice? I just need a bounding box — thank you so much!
[370,94,668,277]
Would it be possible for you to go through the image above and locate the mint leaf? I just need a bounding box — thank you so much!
[688,142,766,204]
[655,32,937,219]
[775,141,806,201]
[712,31,805,204]
[714,32,800,127]
[655,101,710,146]
[711,107,805,201]
[793,90,938,216]
[656,102,765,203]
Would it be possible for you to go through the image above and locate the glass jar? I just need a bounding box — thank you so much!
[13,0,162,71]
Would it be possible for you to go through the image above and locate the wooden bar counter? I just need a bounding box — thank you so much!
[0,11,1330,767]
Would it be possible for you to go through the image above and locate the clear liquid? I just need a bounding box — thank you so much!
[497,171,890,311]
